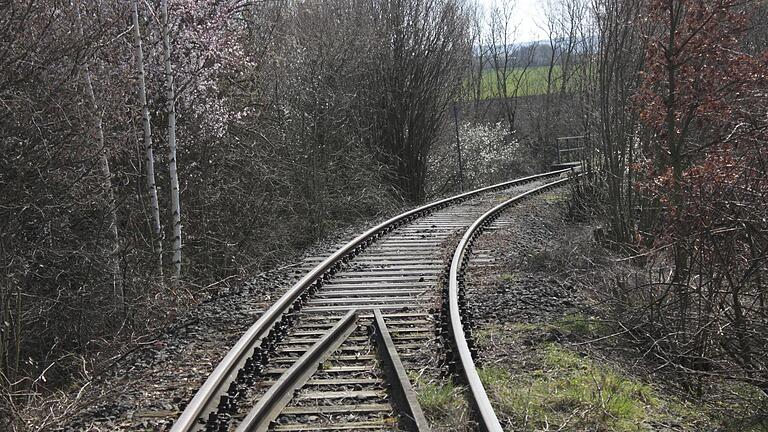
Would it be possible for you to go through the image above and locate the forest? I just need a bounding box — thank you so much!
[1,0,767,429]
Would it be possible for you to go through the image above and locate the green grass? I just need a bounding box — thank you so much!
[552,313,609,338]
[417,380,460,412]
[411,374,470,431]
[467,64,590,100]
[479,344,679,431]
[474,323,507,346]
[472,318,717,430]
[484,314,608,341]
[470,65,562,99]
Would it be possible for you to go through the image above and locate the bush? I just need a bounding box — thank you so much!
[426,121,534,198]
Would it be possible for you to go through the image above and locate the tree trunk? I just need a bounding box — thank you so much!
[132,0,163,279]
[75,0,124,309]
[161,0,182,280]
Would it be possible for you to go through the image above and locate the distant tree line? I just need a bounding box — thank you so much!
[474,41,591,70]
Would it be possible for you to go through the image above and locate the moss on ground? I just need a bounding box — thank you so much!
[474,325,499,346]
[473,319,768,431]
[482,313,608,340]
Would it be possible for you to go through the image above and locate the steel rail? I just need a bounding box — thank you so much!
[372,309,431,432]
[447,174,576,432]
[171,168,572,432]
[236,310,359,432]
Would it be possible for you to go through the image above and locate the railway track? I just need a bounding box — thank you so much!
[171,169,576,432]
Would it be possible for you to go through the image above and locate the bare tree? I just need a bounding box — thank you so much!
[524,0,589,165]
[132,0,163,278]
[590,0,646,243]
[364,0,469,203]
[487,0,537,132]
[465,1,490,119]
[0,0,482,412]
[160,0,182,279]
[74,0,124,309]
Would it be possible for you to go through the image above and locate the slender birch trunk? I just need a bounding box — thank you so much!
[132,0,163,278]
[160,0,182,279]
[74,0,124,309]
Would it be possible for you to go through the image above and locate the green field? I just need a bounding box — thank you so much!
[469,65,566,99]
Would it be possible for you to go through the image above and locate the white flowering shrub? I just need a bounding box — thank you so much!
[426,121,533,197]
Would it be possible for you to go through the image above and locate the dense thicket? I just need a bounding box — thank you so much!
[0,0,469,413]
[578,0,768,397]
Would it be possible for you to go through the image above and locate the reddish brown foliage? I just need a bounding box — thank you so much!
[635,0,764,135]
[634,0,768,236]
[629,0,768,391]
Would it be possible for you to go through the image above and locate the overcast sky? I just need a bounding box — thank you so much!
[476,0,550,43]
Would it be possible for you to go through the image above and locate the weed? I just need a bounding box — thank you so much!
[474,324,502,346]
[412,375,470,431]
[475,320,764,430]
[478,343,698,431]
[418,380,458,412]
[507,322,541,332]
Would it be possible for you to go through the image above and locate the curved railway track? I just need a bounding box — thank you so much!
[172,169,576,432]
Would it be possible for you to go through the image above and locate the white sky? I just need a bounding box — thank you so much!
[476,0,550,43]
